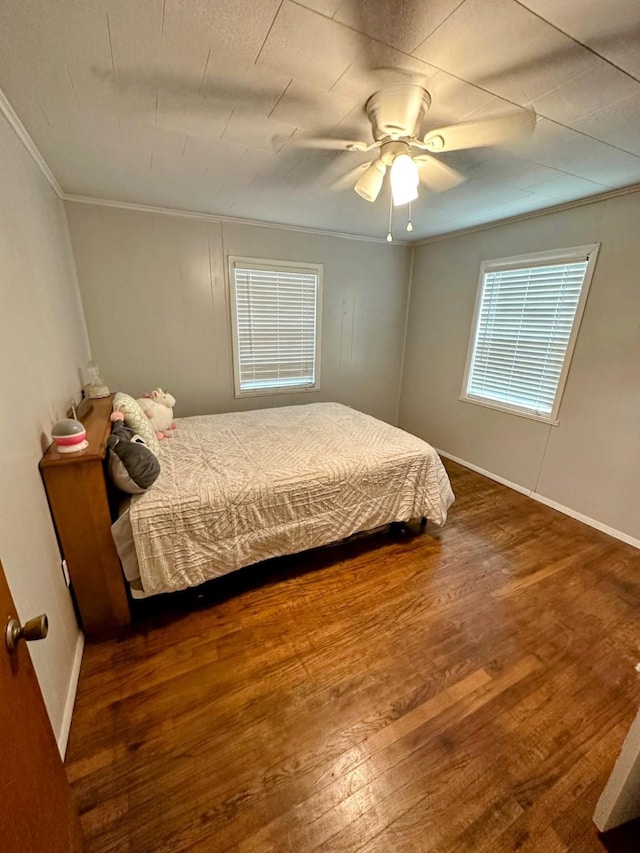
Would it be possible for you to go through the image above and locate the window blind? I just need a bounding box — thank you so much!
[466,259,590,417]
[232,264,319,393]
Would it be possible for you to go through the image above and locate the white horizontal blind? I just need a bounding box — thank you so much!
[232,263,319,393]
[466,259,590,417]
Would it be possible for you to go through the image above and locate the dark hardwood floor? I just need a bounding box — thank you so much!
[65,460,640,852]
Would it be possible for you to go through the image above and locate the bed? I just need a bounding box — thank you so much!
[112,402,455,598]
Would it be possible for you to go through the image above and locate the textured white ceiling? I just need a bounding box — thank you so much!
[1,0,639,240]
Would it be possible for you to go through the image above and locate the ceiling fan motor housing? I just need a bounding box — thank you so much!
[365,84,431,142]
[379,140,412,166]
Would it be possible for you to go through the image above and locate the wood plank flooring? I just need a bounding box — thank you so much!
[65,460,640,852]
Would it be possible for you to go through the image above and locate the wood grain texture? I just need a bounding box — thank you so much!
[66,460,640,851]
[40,394,131,635]
[0,560,83,850]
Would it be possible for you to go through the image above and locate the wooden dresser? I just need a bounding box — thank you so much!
[40,395,131,637]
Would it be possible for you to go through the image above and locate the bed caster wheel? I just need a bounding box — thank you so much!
[398,522,407,536]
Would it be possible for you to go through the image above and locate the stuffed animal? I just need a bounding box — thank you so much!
[111,394,159,454]
[137,388,177,440]
[107,421,160,494]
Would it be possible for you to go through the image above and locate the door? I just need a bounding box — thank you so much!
[0,558,82,850]
[594,708,640,831]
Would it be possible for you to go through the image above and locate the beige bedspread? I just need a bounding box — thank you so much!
[129,403,454,595]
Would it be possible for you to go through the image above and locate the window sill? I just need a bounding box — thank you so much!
[459,395,559,426]
[234,384,321,400]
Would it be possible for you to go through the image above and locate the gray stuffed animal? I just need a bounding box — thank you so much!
[107,422,160,494]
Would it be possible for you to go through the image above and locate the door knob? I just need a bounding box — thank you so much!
[5,614,48,653]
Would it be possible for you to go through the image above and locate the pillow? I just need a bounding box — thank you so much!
[112,391,160,455]
[107,423,160,494]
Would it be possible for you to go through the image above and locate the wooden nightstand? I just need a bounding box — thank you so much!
[39,395,131,637]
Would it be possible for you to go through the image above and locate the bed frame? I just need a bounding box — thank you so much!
[39,396,428,639]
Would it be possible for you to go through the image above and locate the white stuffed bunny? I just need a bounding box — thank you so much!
[137,388,177,439]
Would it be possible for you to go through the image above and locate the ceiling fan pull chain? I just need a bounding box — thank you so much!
[407,201,413,232]
[387,191,393,242]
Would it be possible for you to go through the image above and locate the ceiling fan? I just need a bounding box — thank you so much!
[287,81,536,235]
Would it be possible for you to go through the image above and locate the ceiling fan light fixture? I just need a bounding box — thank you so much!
[390,154,419,206]
[354,159,387,202]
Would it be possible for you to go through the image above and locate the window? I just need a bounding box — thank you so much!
[461,244,599,424]
[229,257,322,397]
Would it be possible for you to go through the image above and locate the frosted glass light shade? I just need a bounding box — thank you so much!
[390,154,419,206]
[354,159,386,202]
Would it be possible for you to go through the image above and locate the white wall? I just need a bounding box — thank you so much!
[65,203,411,425]
[399,191,640,542]
[0,111,90,749]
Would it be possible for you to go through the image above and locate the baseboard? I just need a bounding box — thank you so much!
[531,493,640,550]
[436,448,640,551]
[435,449,532,496]
[57,631,84,759]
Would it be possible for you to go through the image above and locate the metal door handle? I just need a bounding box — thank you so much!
[5,614,48,653]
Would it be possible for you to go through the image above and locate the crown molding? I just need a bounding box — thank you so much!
[0,83,407,246]
[415,182,640,245]
[62,194,412,246]
[0,86,64,198]
[65,181,640,249]
[4,80,638,250]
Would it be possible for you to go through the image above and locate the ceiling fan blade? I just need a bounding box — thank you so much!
[92,65,323,114]
[335,0,451,57]
[423,111,537,153]
[281,135,373,152]
[476,25,640,95]
[413,155,466,193]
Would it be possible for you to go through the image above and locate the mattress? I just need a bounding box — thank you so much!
[120,402,455,596]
